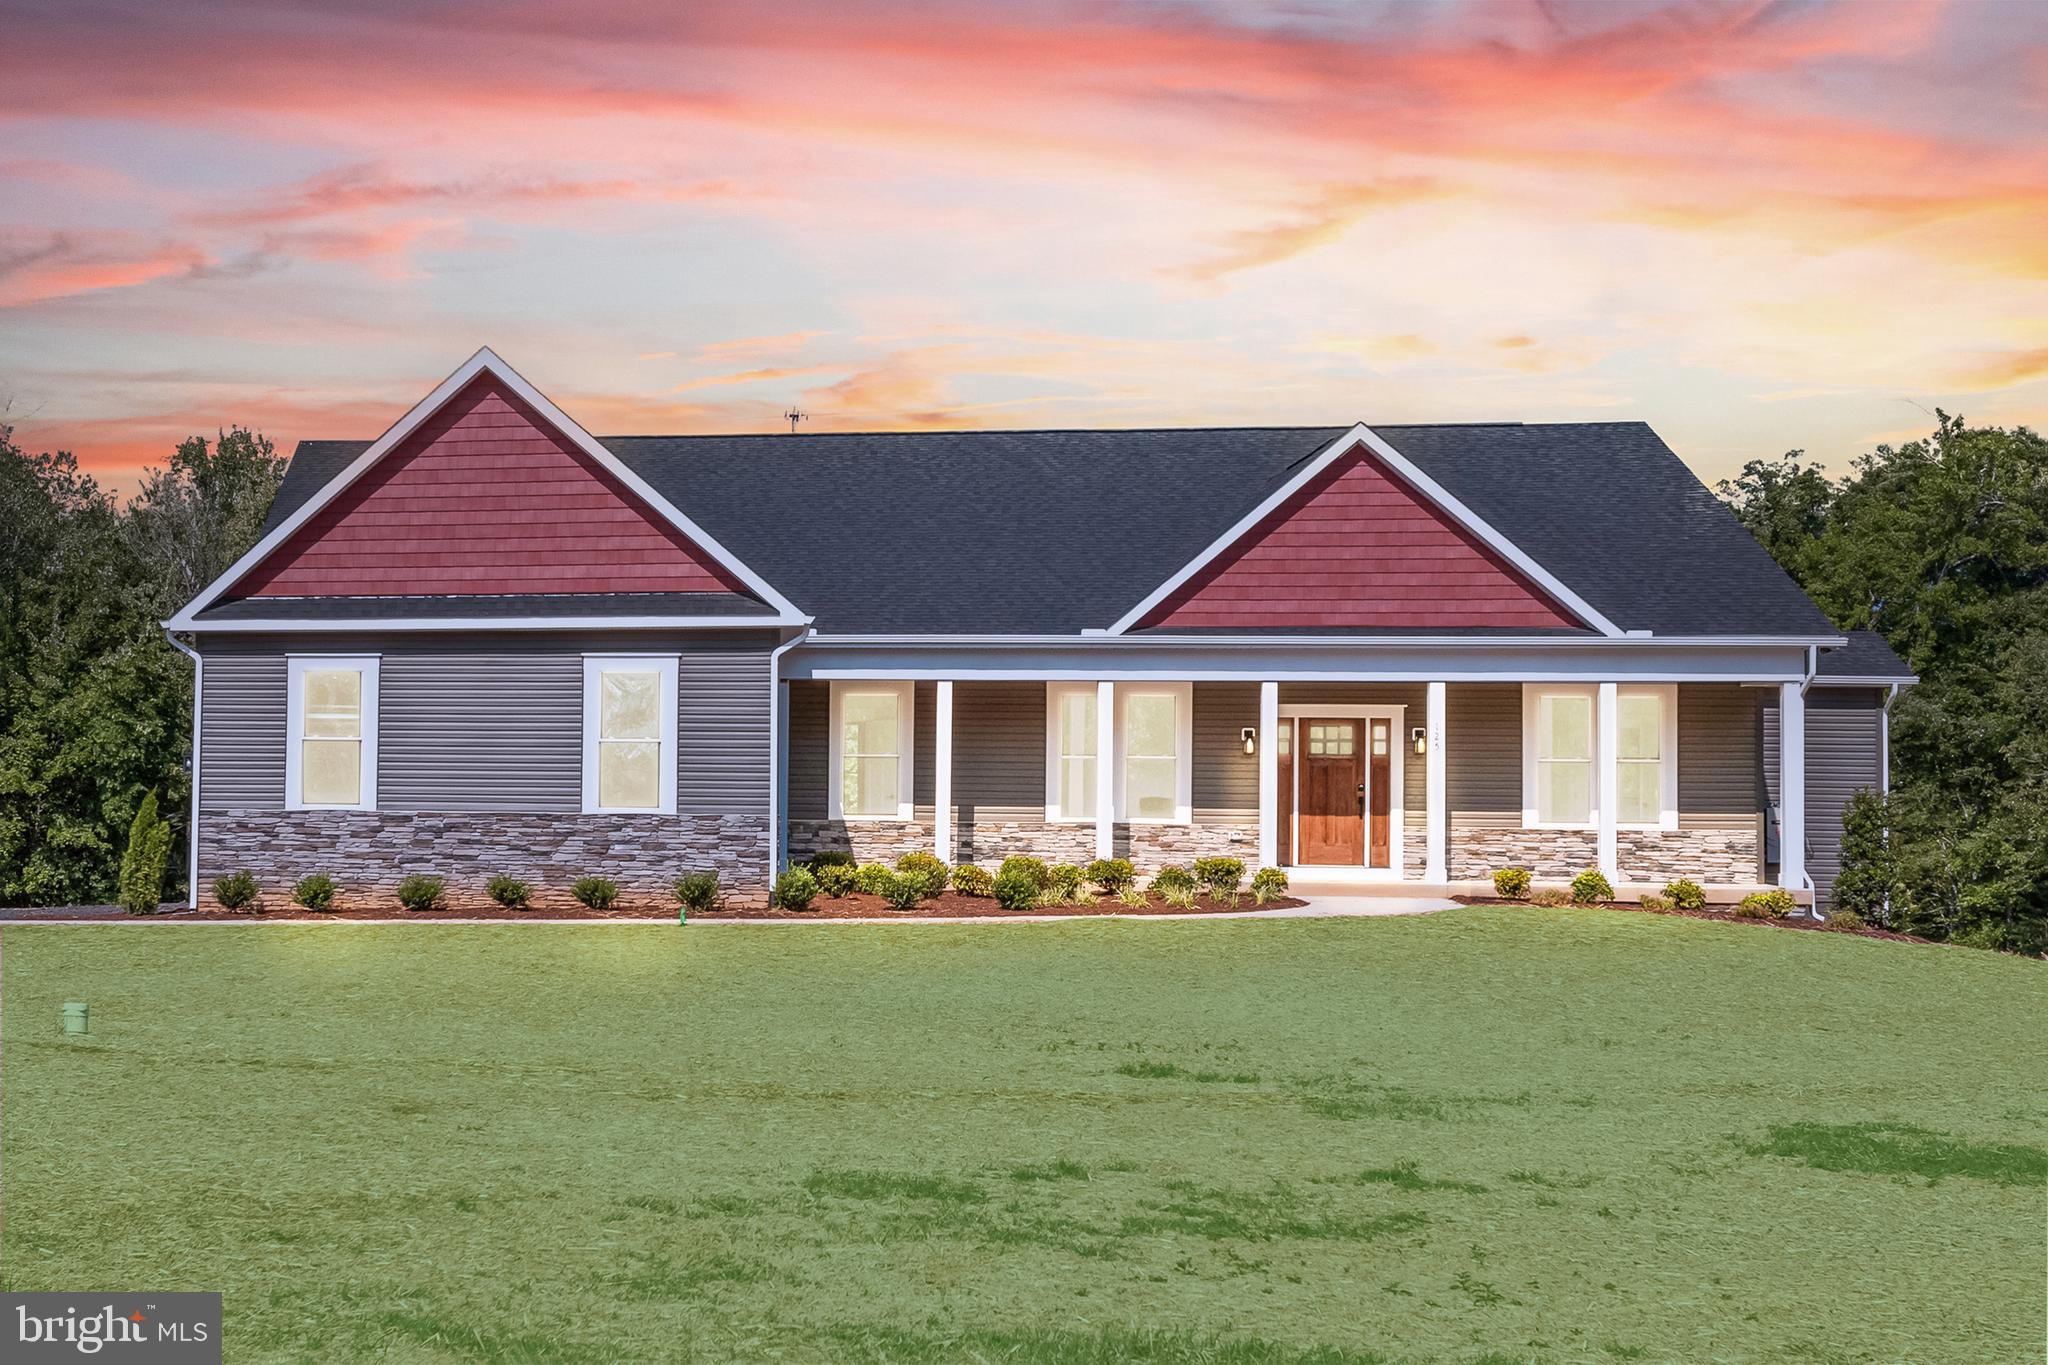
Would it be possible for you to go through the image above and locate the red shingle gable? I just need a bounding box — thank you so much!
[1136,443,1584,630]
[230,376,749,599]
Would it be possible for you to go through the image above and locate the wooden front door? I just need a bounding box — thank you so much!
[1368,718,1392,867]
[1298,719,1364,865]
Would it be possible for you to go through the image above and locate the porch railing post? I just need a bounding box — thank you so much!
[1094,680,1115,861]
[1596,681,1620,881]
[1425,681,1447,883]
[933,679,954,863]
[1257,681,1279,868]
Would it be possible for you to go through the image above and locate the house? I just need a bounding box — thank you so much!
[163,349,1914,911]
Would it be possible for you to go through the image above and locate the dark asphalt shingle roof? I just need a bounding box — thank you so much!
[258,423,1835,637]
[194,592,771,623]
[1815,629,1915,682]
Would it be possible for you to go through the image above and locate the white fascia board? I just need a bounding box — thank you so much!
[1809,674,1919,687]
[797,632,1845,650]
[1101,423,1625,638]
[164,614,805,633]
[167,346,806,624]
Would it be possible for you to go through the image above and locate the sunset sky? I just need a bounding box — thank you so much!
[3,0,2044,492]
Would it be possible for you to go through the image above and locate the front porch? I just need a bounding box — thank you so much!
[781,676,1810,901]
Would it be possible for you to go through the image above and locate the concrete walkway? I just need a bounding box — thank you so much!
[1,895,1457,927]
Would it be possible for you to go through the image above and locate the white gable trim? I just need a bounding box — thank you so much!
[164,347,807,631]
[1101,423,1624,638]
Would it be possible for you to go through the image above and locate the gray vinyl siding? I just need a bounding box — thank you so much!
[1764,688,1886,908]
[787,681,829,821]
[1677,684,1762,830]
[1447,683,1520,828]
[198,630,776,815]
[1194,683,1259,820]
[200,651,287,808]
[952,682,1043,818]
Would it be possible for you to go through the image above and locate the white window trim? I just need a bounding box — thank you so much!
[1114,681,1193,825]
[285,654,380,811]
[829,680,915,822]
[1044,682,1100,824]
[1521,683,1677,831]
[582,654,679,815]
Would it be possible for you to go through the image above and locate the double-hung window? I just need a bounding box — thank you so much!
[583,655,678,813]
[1522,684,1676,829]
[1044,684,1098,821]
[287,656,379,810]
[830,681,914,820]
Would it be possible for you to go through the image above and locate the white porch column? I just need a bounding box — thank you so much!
[1425,681,1447,883]
[1596,681,1619,881]
[1257,681,1279,868]
[1779,681,1806,892]
[933,680,954,863]
[1094,681,1116,861]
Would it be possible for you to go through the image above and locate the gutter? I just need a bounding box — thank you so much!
[764,625,813,881]
[163,630,202,909]
[798,632,1849,650]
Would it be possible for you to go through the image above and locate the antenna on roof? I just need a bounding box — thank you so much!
[784,407,807,434]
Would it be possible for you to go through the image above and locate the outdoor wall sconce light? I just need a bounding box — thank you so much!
[1240,727,1257,755]
[1411,727,1428,755]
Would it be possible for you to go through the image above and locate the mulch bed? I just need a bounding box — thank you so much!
[1453,895,1932,944]
[691,890,1304,920]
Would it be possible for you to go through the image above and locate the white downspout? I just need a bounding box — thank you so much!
[764,626,811,886]
[164,630,202,909]
[1798,644,1820,916]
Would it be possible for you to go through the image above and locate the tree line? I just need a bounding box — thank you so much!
[1718,413,2045,952]
[1,414,2041,946]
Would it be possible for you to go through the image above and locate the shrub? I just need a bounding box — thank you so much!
[1491,867,1532,900]
[1251,867,1289,906]
[212,870,260,912]
[1822,907,1867,932]
[117,788,173,915]
[997,855,1051,890]
[951,864,994,898]
[1569,868,1614,905]
[1664,879,1707,911]
[806,850,857,872]
[673,871,719,914]
[853,862,896,896]
[1193,856,1246,896]
[773,867,819,911]
[814,862,858,897]
[1638,893,1672,912]
[572,877,620,910]
[1735,889,1796,919]
[1530,888,1570,907]
[486,875,531,909]
[1160,882,1200,910]
[895,852,951,900]
[1086,857,1136,892]
[993,870,1041,912]
[395,875,445,912]
[1044,863,1086,903]
[1115,883,1150,907]
[878,872,923,911]
[292,874,337,911]
[1151,864,1196,895]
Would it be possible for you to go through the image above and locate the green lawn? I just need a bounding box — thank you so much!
[3,909,2041,1364]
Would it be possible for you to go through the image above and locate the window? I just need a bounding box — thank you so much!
[1532,690,1593,826]
[287,656,379,810]
[1306,723,1355,756]
[1522,685,1677,829]
[1118,684,1191,823]
[1044,684,1098,822]
[583,655,678,813]
[830,681,914,820]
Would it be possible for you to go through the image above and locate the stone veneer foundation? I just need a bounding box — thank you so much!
[1451,825,1761,883]
[199,810,772,910]
[791,818,1259,872]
